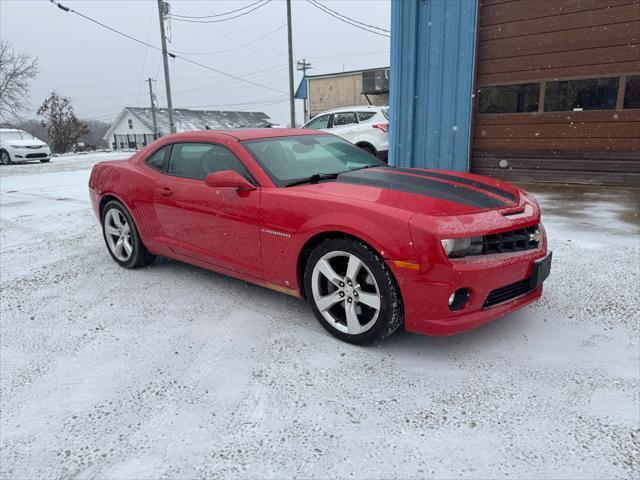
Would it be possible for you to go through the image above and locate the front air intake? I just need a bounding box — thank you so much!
[483,278,535,309]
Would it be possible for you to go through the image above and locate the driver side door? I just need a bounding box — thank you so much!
[152,142,262,278]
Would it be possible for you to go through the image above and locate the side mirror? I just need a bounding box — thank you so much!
[204,170,256,191]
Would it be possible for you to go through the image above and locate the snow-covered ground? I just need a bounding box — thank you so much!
[1,153,638,479]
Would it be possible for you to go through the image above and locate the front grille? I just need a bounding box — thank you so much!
[26,153,47,159]
[483,278,534,309]
[469,224,540,255]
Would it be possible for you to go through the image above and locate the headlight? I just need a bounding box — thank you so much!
[10,145,22,148]
[440,238,472,258]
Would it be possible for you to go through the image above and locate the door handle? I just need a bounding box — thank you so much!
[159,185,173,196]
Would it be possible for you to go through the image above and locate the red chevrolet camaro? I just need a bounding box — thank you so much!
[89,129,551,344]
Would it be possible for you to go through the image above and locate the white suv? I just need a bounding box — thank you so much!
[0,129,51,165]
[303,106,389,161]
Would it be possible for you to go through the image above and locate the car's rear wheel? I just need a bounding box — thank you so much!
[101,200,155,268]
[358,144,377,157]
[304,238,403,345]
[0,150,12,165]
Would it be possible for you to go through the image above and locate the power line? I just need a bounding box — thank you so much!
[305,0,390,38]
[169,0,271,24]
[172,64,288,97]
[310,0,390,33]
[170,24,286,56]
[176,56,286,94]
[51,65,287,105]
[49,1,288,95]
[170,0,265,19]
[178,96,288,110]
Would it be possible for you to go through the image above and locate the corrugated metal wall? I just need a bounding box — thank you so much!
[389,0,479,171]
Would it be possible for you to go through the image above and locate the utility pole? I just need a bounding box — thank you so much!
[156,0,176,134]
[296,58,312,75]
[147,78,159,139]
[286,0,296,128]
[296,59,312,122]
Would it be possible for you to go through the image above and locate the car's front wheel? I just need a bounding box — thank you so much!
[0,150,12,165]
[304,238,403,345]
[40,158,50,163]
[101,200,155,268]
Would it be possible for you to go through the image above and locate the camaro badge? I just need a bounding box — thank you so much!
[261,228,291,238]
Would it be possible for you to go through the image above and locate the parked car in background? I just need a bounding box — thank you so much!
[303,106,389,161]
[0,129,51,165]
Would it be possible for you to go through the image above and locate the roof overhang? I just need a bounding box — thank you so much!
[102,108,130,141]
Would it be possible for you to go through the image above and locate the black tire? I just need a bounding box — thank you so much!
[0,150,12,165]
[39,158,50,163]
[358,144,377,157]
[304,237,404,345]
[101,200,156,269]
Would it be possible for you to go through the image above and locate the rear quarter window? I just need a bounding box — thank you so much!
[145,145,172,172]
[357,112,376,122]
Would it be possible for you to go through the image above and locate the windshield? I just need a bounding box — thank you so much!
[0,130,26,140]
[241,134,385,187]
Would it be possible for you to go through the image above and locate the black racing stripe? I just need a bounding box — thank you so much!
[388,167,518,202]
[338,169,508,209]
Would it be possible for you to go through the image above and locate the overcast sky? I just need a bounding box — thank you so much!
[1,0,391,126]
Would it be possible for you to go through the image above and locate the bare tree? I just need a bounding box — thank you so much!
[0,39,39,122]
[81,119,111,149]
[37,92,88,153]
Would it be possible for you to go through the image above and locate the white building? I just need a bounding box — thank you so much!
[103,107,272,150]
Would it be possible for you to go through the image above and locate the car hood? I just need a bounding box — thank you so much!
[293,167,521,216]
[6,139,47,148]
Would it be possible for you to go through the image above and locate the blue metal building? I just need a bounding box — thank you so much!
[389,0,479,171]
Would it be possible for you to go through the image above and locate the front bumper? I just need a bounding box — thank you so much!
[10,147,51,161]
[390,240,549,336]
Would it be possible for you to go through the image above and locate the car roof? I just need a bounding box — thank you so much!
[0,128,21,132]
[158,128,328,142]
[314,105,387,116]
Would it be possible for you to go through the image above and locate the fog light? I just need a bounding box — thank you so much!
[448,288,469,312]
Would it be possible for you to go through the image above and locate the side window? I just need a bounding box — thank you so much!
[168,143,250,181]
[477,83,540,114]
[305,114,330,130]
[332,112,357,126]
[357,112,376,122]
[545,78,618,112]
[144,145,172,172]
[623,75,640,109]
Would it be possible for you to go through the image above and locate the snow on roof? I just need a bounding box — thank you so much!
[126,107,272,135]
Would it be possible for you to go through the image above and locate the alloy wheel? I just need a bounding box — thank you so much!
[311,251,381,335]
[104,209,133,261]
[0,151,10,165]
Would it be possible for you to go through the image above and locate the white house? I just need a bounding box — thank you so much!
[103,107,272,150]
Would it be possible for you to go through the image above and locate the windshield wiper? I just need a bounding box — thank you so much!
[285,172,343,187]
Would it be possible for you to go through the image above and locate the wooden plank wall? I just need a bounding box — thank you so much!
[471,0,640,185]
